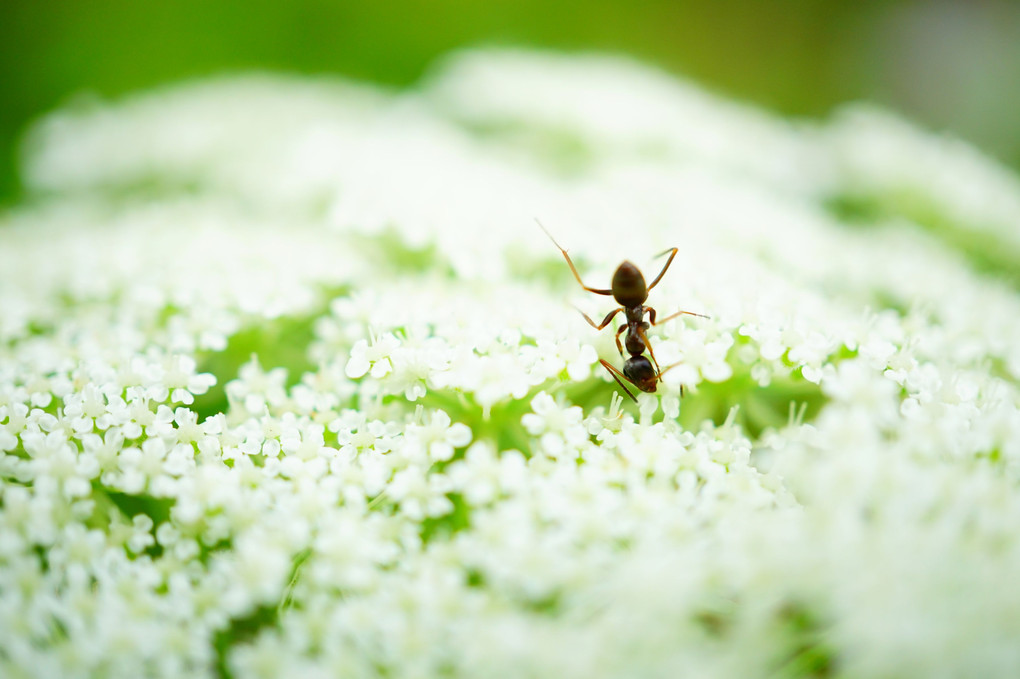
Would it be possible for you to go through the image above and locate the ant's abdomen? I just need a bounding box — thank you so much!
[623,354,657,392]
[612,261,647,307]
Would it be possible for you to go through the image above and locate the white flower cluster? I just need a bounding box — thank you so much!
[2,49,1020,678]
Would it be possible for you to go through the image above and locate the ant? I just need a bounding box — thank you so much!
[538,220,707,402]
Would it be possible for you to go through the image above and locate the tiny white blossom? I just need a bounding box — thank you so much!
[345,333,400,379]
[403,409,473,464]
[522,391,588,459]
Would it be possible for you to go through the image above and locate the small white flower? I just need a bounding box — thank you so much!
[126,514,155,554]
[280,421,332,461]
[226,356,288,415]
[162,354,216,405]
[345,333,400,379]
[388,466,454,519]
[522,391,587,459]
[332,411,400,458]
[403,409,473,464]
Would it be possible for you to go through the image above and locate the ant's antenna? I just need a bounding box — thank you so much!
[535,218,613,297]
[534,218,567,252]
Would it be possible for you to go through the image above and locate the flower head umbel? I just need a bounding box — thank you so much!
[2,49,1020,679]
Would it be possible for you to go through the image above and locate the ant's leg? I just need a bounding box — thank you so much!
[645,247,678,292]
[636,325,663,377]
[615,324,627,357]
[653,308,710,324]
[536,219,613,296]
[578,306,623,332]
[599,359,637,402]
[656,362,685,397]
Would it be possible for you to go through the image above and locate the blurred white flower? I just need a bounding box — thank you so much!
[345,333,400,379]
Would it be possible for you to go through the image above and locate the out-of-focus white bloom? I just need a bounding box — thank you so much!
[345,333,401,380]
[1,49,1019,679]
[227,356,287,415]
[402,408,472,464]
[522,391,589,459]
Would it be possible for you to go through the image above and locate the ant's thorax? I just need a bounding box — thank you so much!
[623,305,649,356]
[623,305,645,327]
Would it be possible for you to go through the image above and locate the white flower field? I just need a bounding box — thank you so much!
[2,50,1020,678]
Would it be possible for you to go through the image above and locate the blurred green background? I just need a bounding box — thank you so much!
[2,0,1020,205]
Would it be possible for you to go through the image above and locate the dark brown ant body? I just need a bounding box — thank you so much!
[538,221,706,402]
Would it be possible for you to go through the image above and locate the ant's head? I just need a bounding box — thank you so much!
[623,355,658,393]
